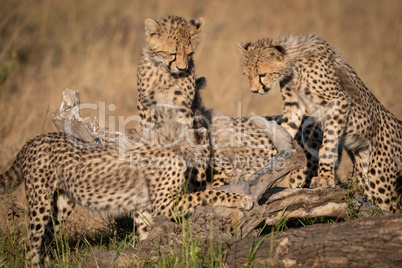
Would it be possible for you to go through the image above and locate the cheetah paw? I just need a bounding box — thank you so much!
[239,195,254,211]
[310,176,336,188]
[138,231,150,241]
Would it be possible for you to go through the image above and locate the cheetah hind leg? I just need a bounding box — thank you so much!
[288,144,319,188]
[289,118,321,188]
[366,147,401,213]
[42,193,76,262]
[26,189,54,264]
[289,166,311,188]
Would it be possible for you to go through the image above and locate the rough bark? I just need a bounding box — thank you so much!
[226,214,402,268]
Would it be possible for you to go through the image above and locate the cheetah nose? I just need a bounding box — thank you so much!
[251,88,258,93]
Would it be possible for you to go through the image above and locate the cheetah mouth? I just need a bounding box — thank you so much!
[170,67,188,75]
[261,80,281,95]
[261,85,272,95]
[255,85,272,95]
[251,86,271,95]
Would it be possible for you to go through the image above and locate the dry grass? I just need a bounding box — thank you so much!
[1,0,401,172]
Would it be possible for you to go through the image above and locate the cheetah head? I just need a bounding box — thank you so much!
[238,41,292,95]
[144,16,205,74]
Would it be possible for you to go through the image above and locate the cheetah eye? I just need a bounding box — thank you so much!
[258,74,266,78]
[156,51,171,58]
[187,52,194,57]
[169,52,177,56]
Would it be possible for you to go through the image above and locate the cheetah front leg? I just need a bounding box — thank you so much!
[137,100,152,129]
[170,85,195,127]
[310,100,349,188]
[280,87,308,139]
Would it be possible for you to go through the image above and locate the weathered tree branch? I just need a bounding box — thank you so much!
[247,140,306,203]
[191,187,349,239]
[216,116,307,204]
[263,187,347,225]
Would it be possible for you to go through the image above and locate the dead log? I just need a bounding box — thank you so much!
[85,210,401,267]
[52,89,95,143]
[226,214,402,268]
[53,92,350,226]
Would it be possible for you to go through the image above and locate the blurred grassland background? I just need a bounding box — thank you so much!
[1,0,401,172]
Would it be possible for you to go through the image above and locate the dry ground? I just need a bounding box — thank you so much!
[0,0,401,226]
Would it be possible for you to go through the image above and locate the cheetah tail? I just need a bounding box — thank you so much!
[0,159,23,195]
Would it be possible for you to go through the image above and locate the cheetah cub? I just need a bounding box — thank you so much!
[238,34,401,212]
[0,123,252,264]
[137,15,205,129]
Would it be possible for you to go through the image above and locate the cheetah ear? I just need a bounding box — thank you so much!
[237,42,251,55]
[144,18,160,37]
[189,17,206,34]
[265,46,285,60]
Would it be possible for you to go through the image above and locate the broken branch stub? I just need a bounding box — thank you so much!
[52,88,95,143]
[216,117,307,203]
[52,88,141,147]
[247,117,307,203]
[250,114,294,152]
